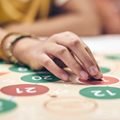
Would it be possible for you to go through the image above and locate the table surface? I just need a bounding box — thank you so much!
[0,35,120,120]
[82,34,120,54]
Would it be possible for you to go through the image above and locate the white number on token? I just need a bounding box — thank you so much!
[18,67,28,71]
[43,76,52,80]
[32,76,42,80]
[16,87,36,94]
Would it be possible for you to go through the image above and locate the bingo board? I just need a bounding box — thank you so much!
[0,54,120,120]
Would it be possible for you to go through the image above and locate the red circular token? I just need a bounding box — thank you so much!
[0,84,49,96]
[76,75,120,86]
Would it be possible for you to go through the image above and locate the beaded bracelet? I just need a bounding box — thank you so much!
[6,34,39,65]
[0,32,19,62]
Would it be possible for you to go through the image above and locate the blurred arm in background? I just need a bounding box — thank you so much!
[91,0,120,34]
[4,0,102,36]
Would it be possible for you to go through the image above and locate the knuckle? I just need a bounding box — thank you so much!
[64,31,74,37]
[29,62,41,70]
[69,39,79,47]
[85,45,89,50]
[41,58,50,66]
[74,63,80,69]
[65,31,72,35]
[57,47,67,55]
[86,57,93,64]
[30,66,39,70]
[50,34,60,40]
[85,45,92,53]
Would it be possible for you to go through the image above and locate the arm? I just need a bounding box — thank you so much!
[1,29,102,80]
[4,0,102,36]
[91,0,120,34]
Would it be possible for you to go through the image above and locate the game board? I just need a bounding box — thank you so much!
[0,53,120,120]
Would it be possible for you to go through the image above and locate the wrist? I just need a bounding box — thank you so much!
[1,33,41,65]
[12,37,41,65]
[0,33,18,62]
[2,34,18,57]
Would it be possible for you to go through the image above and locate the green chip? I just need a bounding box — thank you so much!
[21,73,61,83]
[106,55,120,60]
[80,87,120,99]
[9,65,37,73]
[0,99,17,114]
[0,60,10,64]
[100,67,111,74]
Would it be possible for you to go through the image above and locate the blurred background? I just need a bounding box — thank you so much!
[0,0,120,37]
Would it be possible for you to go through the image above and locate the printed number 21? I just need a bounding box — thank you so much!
[16,87,36,94]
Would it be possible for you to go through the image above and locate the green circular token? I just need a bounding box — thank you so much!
[106,55,120,60]
[100,67,111,74]
[80,87,120,99]
[0,98,17,114]
[9,65,37,73]
[0,60,10,64]
[21,73,61,83]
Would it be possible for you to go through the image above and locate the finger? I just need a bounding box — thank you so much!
[46,44,89,80]
[73,36,103,79]
[85,46,103,79]
[55,35,99,77]
[39,54,69,81]
[80,40,100,70]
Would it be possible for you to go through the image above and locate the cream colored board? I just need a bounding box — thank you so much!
[0,54,120,120]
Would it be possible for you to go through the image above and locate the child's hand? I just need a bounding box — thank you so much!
[13,32,103,81]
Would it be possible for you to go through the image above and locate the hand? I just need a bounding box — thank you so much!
[13,32,103,81]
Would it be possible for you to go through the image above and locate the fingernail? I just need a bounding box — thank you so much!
[89,66,98,75]
[94,71,103,79]
[61,74,69,80]
[80,71,88,79]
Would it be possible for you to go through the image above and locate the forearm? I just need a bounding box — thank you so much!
[5,13,101,37]
[4,0,102,36]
